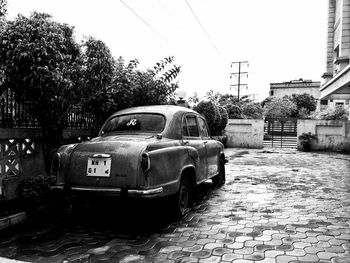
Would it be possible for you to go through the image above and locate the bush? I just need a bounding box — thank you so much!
[17,175,51,208]
[194,101,228,136]
[224,104,244,119]
[241,102,263,119]
[311,108,349,120]
[263,97,297,119]
[298,132,317,152]
[217,106,228,134]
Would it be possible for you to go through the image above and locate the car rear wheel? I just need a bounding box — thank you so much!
[173,176,192,217]
[212,158,225,186]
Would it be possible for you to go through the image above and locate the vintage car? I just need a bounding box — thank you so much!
[51,105,226,216]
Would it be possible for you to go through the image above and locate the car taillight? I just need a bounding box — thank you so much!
[141,152,150,173]
[51,153,61,176]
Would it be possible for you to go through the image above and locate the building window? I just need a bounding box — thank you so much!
[270,90,274,96]
[320,100,328,105]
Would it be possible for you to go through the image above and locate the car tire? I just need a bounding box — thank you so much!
[212,158,226,186]
[173,176,192,217]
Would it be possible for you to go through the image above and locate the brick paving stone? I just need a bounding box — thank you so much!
[227,242,244,249]
[275,255,298,263]
[222,253,243,262]
[317,251,342,260]
[304,245,325,254]
[191,250,212,259]
[0,149,349,263]
[297,253,320,262]
[285,248,306,257]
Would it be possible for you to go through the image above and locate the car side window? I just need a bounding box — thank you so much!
[198,117,210,138]
[182,117,189,137]
[184,115,199,137]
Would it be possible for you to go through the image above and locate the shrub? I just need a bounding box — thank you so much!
[224,104,244,119]
[263,97,297,119]
[298,132,317,152]
[241,102,263,119]
[17,175,51,208]
[311,108,349,120]
[217,106,228,134]
[194,101,227,136]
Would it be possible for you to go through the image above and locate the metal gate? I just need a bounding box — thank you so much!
[263,119,298,148]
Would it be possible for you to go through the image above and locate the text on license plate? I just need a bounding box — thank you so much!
[87,157,111,177]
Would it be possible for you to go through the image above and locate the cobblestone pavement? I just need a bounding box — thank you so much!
[0,148,350,263]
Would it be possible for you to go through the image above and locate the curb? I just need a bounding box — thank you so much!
[0,212,27,231]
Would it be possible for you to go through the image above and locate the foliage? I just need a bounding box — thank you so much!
[262,94,316,119]
[261,96,273,108]
[106,56,180,116]
[298,132,317,152]
[297,107,312,119]
[241,102,263,119]
[152,56,181,83]
[224,104,244,119]
[80,37,115,123]
[0,12,83,171]
[17,175,51,207]
[311,108,349,120]
[289,93,317,114]
[263,97,297,119]
[194,101,228,136]
[188,92,200,107]
[194,101,218,135]
[0,0,6,18]
[217,106,228,133]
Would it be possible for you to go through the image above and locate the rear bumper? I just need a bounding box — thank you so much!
[51,185,163,198]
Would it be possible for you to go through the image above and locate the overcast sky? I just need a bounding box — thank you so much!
[7,0,328,101]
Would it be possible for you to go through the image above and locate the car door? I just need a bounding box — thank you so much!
[182,114,207,183]
[197,117,219,178]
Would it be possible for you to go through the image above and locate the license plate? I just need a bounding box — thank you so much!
[87,157,111,177]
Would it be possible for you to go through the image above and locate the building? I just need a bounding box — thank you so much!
[320,0,350,111]
[269,79,321,98]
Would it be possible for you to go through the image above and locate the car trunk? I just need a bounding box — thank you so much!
[65,135,150,189]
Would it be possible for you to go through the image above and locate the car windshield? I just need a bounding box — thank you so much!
[101,113,166,134]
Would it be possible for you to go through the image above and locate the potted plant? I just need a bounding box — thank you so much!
[298,132,317,152]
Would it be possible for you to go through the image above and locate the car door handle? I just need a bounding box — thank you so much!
[203,141,208,144]
[183,141,189,145]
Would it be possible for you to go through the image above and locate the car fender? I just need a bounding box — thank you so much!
[185,146,201,180]
[146,145,195,195]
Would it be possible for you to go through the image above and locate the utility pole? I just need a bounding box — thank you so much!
[230,61,248,100]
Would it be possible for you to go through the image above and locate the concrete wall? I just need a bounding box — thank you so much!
[225,119,264,148]
[0,128,98,200]
[297,119,350,152]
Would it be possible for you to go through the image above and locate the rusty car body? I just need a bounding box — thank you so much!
[51,105,226,215]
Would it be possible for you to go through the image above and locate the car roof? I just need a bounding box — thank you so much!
[104,105,200,139]
[111,105,198,118]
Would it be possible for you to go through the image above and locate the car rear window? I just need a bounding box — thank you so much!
[101,113,165,134]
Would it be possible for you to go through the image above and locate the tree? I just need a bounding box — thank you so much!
[80,37,115,123]
[0,12,82,171]
[241,102,263,119]
[107,56,180,116]
[0,0,6,18]
[263,97,297,119]
[289,93,317,115]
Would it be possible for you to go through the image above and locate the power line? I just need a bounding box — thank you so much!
[184,0,218,51]
[119,0,167,43]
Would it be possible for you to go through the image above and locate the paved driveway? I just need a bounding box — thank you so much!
[0,148,349,263]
